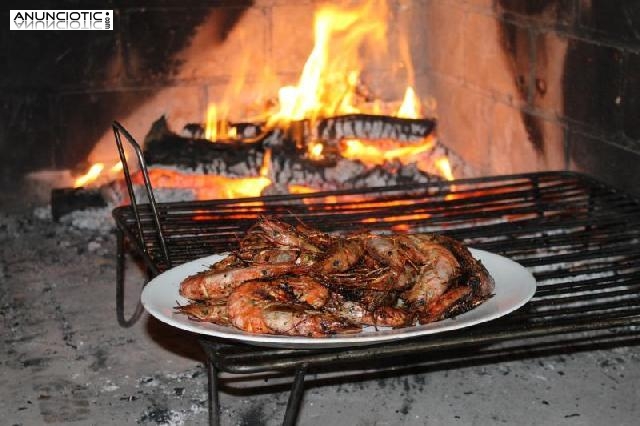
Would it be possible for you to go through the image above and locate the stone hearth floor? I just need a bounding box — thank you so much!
[2,202,640,425]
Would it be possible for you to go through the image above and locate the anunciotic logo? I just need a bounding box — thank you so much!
[10,10,113,30]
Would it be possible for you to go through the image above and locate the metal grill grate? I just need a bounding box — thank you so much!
[114,170,640,335]
[111,122,640,425]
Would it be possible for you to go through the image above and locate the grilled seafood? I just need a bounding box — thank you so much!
[174,300,229,325]
[326,292,413,328]
[252,215,321,253]
[401,244,460,307]
[326,265,415,291]
[179,263,298,300]
[315,237,365,274]
[418,285,473,324]
[227,280,359,336]
[175,216,495,337]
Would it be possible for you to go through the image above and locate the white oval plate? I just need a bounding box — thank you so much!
[141,248,536,349]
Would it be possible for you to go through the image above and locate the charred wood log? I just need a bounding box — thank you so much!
[180,122,263,140]
[270,149,441,191]
[144,135,265,175]
[317,114,436,143]
[51,187,107,221]
[143,117,274,176]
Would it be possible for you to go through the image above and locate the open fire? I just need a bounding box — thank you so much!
[69,0,460,204]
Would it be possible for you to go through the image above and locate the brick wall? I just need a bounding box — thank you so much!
[1,0,639,196]
[422,0,640,194]
[0,0,228,180]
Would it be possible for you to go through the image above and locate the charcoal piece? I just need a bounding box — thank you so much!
[317,114,437,142]
[51,187,107,221]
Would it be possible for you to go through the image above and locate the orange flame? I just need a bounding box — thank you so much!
[435,157,454,181]
[110,161,123,173]
[205,104,218,141]
[135,170,270,200]
[74,161,125,188]
[340,136,436,167]
[266,0,388,125]
[74,163,104,187]
[260,148,272,178]
[100,0,457,204]
[396,87,420,119]
[308,142,324,160]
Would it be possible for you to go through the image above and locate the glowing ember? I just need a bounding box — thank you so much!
[340,136,436,167]
[288,185,319,195]
[309,142,324,160]
[134,169,271,200]
[190,146,276,199]
[259,148,272,177]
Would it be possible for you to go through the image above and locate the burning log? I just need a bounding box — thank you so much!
[143,117,270,176]
[271,152,441,191]
[144,135,267,176]
[51,112,449,223]
[317,114,436,143]
[136,114,448,197]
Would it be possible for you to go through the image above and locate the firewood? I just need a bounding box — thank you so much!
[317,114,436,143]
[51,187,107,221]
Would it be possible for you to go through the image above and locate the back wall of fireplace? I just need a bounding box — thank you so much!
[1,0,639,195]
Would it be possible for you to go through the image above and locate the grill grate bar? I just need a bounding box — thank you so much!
[534,271,640,295]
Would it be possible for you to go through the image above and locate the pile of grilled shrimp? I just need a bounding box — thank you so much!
[176,216,495,337]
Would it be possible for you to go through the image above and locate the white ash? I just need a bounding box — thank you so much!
[261,183,294,197]
[136,187,198,204]
[101,179,198,206]
[87,240,102,253]
[325,159,367,184]
[58,206,114,232]
[33,205,53,221]
[319,116,433,142]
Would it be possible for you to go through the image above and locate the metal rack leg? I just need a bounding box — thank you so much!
[115,228,145,327]
[282,364,308,426]
[206,357,220,426]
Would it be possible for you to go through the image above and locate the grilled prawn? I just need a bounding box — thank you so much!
[174,300,229,325]
[227,279,360,337]
[179,263,298,300]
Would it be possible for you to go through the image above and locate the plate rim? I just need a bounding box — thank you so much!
[141,248,536,348]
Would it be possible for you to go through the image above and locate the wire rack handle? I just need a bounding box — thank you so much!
[112,121,172,267]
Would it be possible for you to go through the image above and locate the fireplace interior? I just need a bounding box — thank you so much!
[2,0,640,425]
[2,0,640,199]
